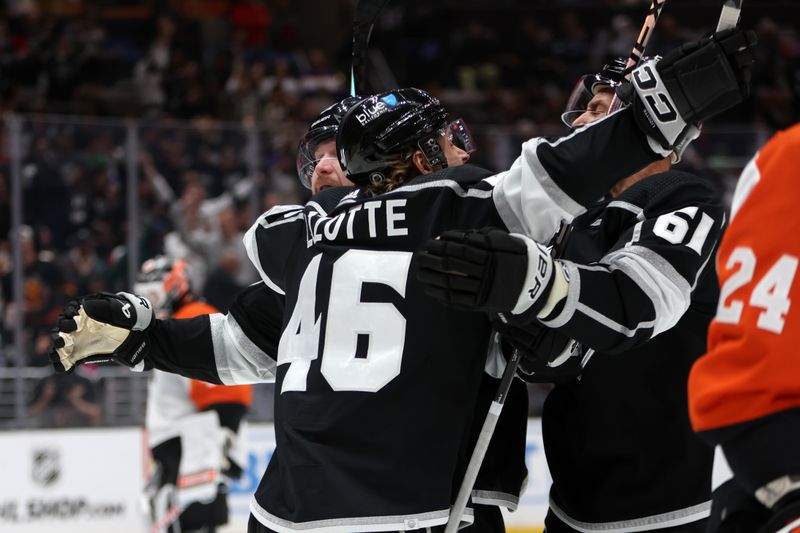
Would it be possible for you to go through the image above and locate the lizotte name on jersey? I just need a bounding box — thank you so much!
[305,198,409,245]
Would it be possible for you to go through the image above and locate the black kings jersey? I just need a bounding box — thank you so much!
[143,108,668,532]
[244,167,533,531]
[540,171,724,531]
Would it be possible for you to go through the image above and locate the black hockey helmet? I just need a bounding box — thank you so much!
[561,57,628,127]
[337,88,474,187]
[296,95,363,189]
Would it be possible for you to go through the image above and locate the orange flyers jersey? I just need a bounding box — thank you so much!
[689,124,800,433]
[173,301,253,410]
[172,300,220,320]
[189,380,252,410]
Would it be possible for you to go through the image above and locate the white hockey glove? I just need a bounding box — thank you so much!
[415,227,565,322]
[49,292,154,372]
[630,28,757,158]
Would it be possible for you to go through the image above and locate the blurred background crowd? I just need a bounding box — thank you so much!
[0,0,798,427]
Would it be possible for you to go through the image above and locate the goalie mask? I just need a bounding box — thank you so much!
[337,88,475,187]
[296,96,363,189]
[133,256,193,316]
[561,58,628,128]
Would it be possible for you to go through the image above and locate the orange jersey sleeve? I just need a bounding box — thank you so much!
[189,380,253,409]
[172,300,254,409]
[172,300,220,319]
[689,124,800,433]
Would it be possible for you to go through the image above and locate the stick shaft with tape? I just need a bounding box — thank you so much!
[444,348,521,533]
[717,0,743,32]
[608,0,669,113]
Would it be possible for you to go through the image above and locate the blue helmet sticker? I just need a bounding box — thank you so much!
[381,94,399,107]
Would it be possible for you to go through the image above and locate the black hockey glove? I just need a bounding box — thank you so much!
[494,319,583,384]
[49,292,154,372]
[759,492,800,533]
[631,28,757,155]
[415,227,555,318]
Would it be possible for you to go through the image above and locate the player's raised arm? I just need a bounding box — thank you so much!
[484,28,754,243]
[50,281,284,385]
[417,176,724,354]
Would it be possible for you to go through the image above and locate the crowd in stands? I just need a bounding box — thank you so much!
[0,0,798,425]
[1,1,797,127]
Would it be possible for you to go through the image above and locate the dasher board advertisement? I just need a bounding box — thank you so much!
[0,427,145,533]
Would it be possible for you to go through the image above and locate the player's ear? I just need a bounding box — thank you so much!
[412,150,433,175]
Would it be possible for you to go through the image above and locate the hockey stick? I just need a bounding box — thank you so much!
[350,0,392,96]
[445,3,745,530]
[608,0,669,113]
[444,345,522,533]
[149,504,181,533]
[444,226,572,533]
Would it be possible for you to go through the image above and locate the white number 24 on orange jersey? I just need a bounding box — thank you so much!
[717,247,799,334]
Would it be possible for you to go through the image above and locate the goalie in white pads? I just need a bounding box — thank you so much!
[137,257,252,533]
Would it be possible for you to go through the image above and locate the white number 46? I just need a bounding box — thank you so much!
[278,250,412,394]
[717,246,799,334]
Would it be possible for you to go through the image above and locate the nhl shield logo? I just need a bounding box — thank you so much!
[32,448,60,487]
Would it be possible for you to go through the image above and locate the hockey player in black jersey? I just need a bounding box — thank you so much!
[297,96,362,194]
[297,97,530,533]
[49,30,754,533]
[415,31,757,531]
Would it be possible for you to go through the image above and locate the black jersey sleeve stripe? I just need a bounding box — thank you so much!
[540,242,703,354]
[542,203,723,354]
[213,281,284,385]
[243,205,308,295]
[491,148,581,243]
[691,240,718,292]
[492,109,663,244]
[523,137,587,216]
[388,177,495,199]
[535,109,661,207]
[244,217,286,296]
[225,309,277,365]
[607,200,645,218]
[210,313,277,385]
[604,246,692,335]
[575,300,656,338]
[539,258,672,354]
